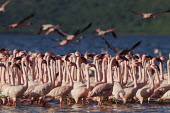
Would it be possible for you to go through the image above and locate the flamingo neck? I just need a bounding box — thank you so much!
[132,66,137,88]
[22,62,28,87]
[0,67,6,85]
[167,60,170,84]
[85,65,90,90]
[159,62,164,80]
[101,60,107,83]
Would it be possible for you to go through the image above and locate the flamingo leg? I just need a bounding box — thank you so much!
[59,98,63,107]
[21,97,31,103]
[81,98,85,105]
[13,101,16,106]
[114,99,118,104]
[134,100,139,104]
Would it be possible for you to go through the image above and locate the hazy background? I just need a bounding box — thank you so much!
[0,0,170,35]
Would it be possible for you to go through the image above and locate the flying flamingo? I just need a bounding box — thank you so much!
[50,23,92,48]
[129,9,170,19]
[37,24,61,35]
[95,28,117,38]
[0,0,10,12]
[8,13,34,28]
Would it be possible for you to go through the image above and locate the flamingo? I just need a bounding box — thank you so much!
[88,57,114,105]
[95,28,117,38]
[116,59,141,104]
[129,9,170,19]
[71,64,96,104]
[50,23,92,48]
[8,13,34,28]
[37,24,61,35]
[26,55,55,105]
[1,57,28,106]
[46,61,76,107]
[135,64,155,104]
[151,59,170,98]
[0,0,10,12]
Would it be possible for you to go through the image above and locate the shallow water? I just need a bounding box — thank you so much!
[1,100,170,113]
[0,34,170,112]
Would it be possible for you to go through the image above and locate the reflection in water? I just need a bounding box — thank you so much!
[1,101,170,112]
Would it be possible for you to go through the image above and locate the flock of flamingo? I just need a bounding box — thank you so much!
[0,48,170,107]
[1,0,170,108]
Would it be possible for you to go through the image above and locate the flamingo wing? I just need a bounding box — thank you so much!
[129,40,142,51]
[80,23,92,34]
[49,38,63,42]
[70,30,80,40]
[129,9,143,15]
[111,31,117,38]
[101,37,120,55]
[37,27,43,34]
[119,41,142,55]
[18,13,35,25]
[54,29,69,37]
[152,10,170,15]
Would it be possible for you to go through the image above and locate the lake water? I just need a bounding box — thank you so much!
[1,34,170,57]
[0,34,170,113]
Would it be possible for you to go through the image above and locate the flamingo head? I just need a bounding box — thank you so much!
[0,9,5,12]
[68,61,77,69]
[87,63,96,69]
[95,28,101,32]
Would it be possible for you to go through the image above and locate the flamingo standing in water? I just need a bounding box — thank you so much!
[0,0,10,12]
[1,57,28,106]
[135,64,155,104]
[46,61,76,107]
[8,13,34,28]
[151,59,170,98]
[129,9,170,19]
[71,63,96,104]
[88,57,114,105]
[116,59,141,104]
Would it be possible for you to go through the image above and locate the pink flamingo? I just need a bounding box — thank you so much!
[116,59,141,104]
[129,9,170,19]
[88,57,114,105]
[95,28,117,38]
[135,64,155,104]
[151,59,170,98]
[50,23,92,48]
[1,57,28,106]
[46,61,76,107]
[8,13,34,28]
[71,63,96,104]
[37,24,61,35]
